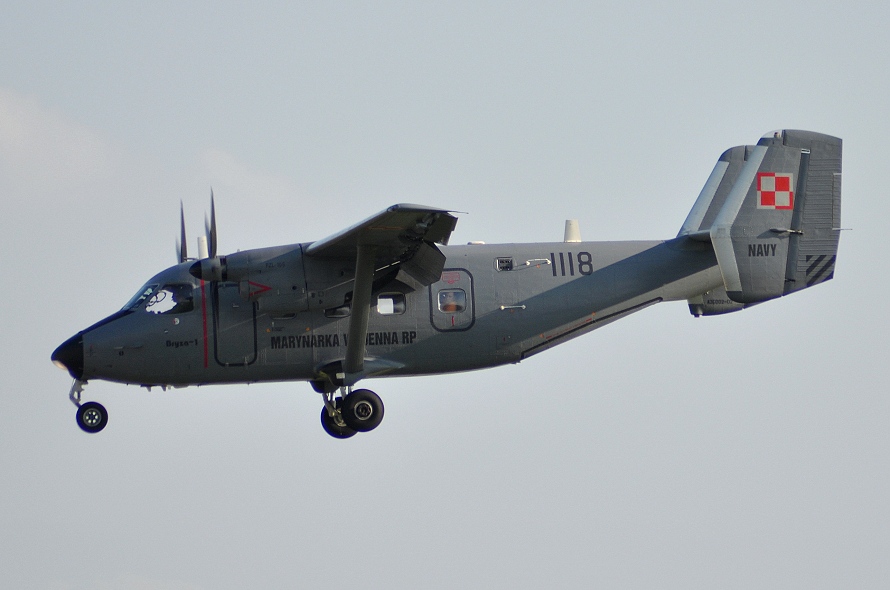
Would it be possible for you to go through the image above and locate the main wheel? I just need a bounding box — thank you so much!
[341,389,384,432]
[320,406,357,439]
[76,401,108,433]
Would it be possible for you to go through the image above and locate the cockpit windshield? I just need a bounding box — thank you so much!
[121,283,195,314]
[122,284,159,311]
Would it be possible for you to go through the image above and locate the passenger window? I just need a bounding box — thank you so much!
[438,289,466,313]
[145,284,194,314]
[377,293,406,315]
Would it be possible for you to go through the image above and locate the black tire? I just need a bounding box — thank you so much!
[76,401,108,433]
[341,389,384,432]
[320,406,356,439]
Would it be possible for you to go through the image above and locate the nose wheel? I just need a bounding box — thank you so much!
[76,401,109,433]
[320,387,384,439]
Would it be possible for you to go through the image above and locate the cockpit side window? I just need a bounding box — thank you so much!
[144,284,195,314]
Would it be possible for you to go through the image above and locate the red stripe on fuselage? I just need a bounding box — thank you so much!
[201,279,208,368]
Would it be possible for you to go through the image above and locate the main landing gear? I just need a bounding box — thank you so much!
[320,387,384,439]
[69,379,108,434]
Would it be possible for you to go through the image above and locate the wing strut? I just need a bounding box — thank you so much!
[343,244,377,385]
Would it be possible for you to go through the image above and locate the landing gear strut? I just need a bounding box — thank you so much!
[68,379,108,434]
[320,386,384,439]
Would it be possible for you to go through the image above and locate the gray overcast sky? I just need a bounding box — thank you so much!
[2,2,888,588]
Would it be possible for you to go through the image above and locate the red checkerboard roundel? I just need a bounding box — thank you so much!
[757,172,794,210]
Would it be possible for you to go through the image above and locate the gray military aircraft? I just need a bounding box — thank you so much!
[52,129,843,438]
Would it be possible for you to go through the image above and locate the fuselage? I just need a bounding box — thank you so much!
[55,237,722,388]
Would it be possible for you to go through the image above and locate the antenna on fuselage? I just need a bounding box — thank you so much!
[564,219,581,242]
[197,235,209,259]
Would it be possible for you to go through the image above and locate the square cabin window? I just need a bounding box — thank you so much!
[438,289,466,313]
[496,257,514,271]
[377,293,406,315]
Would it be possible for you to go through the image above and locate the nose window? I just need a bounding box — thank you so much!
[438,289,466,313]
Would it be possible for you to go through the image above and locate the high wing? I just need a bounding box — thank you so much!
[306,204,458,385]
[307,203,456,254]
[306,203,457,284]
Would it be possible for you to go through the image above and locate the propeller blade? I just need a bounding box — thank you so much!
[178,201,189,263]
[205,189,218,258]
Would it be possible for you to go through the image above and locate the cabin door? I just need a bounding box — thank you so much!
[213,282,258,366]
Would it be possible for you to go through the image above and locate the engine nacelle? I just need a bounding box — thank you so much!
[190,245,310,313]
[188,243,404,315]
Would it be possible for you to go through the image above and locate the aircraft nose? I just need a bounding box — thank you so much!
[52,334,84,380]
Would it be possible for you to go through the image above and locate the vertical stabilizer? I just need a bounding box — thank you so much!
[705,130,842,304]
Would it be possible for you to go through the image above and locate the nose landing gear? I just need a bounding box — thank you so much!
[320,387,384,439]
[68,379,108,434]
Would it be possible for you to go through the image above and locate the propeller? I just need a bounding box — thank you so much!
[205,189,218,259]
[177,190,218,265]
[177,201,189,263]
